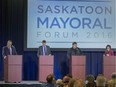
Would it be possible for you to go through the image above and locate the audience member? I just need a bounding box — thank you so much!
[96,74,106,87]
[86,74,96,87]
[42,74,56,87]
[66,74,73,79]
[56,79,64,87]
[76,79,86,87]
[62,76,70,87]
[68,78,77,87]
[41,72,116,87]
[108,72,116,87]
[68,78,86,87]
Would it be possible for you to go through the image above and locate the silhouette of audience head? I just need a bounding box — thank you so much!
[86,74,96,87]
[111,72,116,79]
[86,74,95,82]
[46,74,54,83]
[96,74,106,87]
[56,79,64,87]
[68,78,86,87]
[108,72,116,87]
[66,74,73,79]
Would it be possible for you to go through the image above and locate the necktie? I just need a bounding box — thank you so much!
[9,47,12,55]
[43,46,46,55]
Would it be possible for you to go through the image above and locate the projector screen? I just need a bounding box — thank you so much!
[25,0,116,51]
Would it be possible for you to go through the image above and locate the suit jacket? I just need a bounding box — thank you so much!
[37,45,51,56]
[2,46,17,57]
[67,47,83,59]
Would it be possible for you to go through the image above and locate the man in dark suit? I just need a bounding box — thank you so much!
[37,40,51,57]
[67,42,83,74]
[2,40,17,59]
[67,42,82,59]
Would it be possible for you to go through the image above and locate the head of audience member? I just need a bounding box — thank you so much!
[106,45,112,52]
[68,78,77,87]
[68,78,86,87]
[108,72,116,87]
[7,40,12,48]
[42,40,46,46]
[56,79,64,87]
[76,79,86,87]
[46,74,54,83]
[63,76,70,87]
[86,74,95,83]
[111,72,116,80]
[66,74,73,79]
[86,75,96,87]
[52,73,56,84]
[72,42,77,49]
[96,74,106,87]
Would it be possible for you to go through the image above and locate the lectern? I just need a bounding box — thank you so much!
[103,56,116,80]
[38,55,54,82]
[71,56,86,80]
[4,55,22,83]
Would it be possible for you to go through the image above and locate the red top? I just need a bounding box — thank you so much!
[104,50,114,56]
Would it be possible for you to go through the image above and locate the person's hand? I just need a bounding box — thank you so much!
[4,56,7,59]
[106,54,109,56]
[103,54,105,56]
[49,54,51,56]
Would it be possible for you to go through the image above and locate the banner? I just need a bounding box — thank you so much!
[27,0,116,49]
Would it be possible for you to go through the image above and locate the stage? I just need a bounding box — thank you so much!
[0,81,43,87]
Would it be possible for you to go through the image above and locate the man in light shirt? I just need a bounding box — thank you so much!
[2,40,17,59]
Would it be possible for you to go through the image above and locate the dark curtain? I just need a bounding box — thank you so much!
[0,0,115,81]
[0,0,24,80]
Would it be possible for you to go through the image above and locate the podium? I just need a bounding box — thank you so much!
[103,56,116,80]
[4,55,22,83]
[71,56,86,80]
[38,55,54,82]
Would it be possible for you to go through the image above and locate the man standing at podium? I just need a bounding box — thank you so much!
[67,42,83,59]
[37,40,51,57]
[67,42,83,74]
[2,40,17,59]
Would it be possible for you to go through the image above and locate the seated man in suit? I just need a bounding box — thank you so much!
[2,40,17,59]
[37,40,51,57]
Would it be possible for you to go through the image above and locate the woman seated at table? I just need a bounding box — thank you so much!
[104,45,114,56]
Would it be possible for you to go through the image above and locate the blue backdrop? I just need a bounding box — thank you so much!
[0,0,115,81]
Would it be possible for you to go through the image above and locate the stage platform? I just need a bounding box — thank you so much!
[0,81,43,87]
